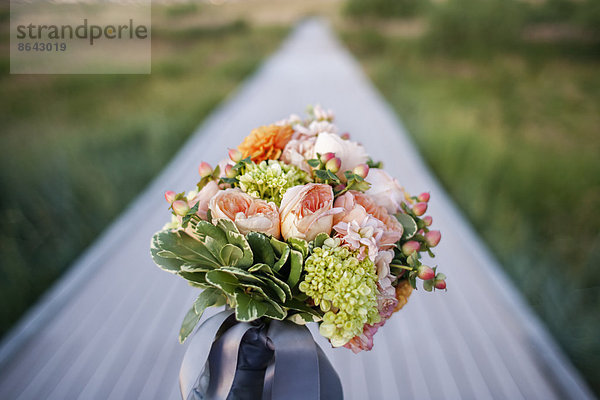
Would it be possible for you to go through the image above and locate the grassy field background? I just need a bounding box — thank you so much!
[1,0,598,394]
[0,2,292,339]
[340,0,599,393]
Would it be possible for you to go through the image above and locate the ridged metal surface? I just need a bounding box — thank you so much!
[0,19,593,400]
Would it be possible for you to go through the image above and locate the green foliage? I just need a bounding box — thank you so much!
[0,20,288,339]
[341,26,600,393]
[344,0,425,18]
[179,288,226,343]
[524,0,600,38]
[164,2,199,17]
[423,0,526,56]
[151,222,322,340]
[395,213,418,240]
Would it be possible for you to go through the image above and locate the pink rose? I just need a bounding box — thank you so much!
[208,188,280,238]
[365,169,405,214]
[279,183,341,241]
[376,282,398,321]
[343,322,382,353]
[293,120,337,140]
[333,191,403,250]
[189,180,220,220]
[313,133,368,181]
[281,137,316,173]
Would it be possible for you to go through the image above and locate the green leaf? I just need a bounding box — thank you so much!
[216,218,238,233]
[233,291,266,322]
[188,281,212,289]
[287,237,309,258]
[179,304,202,343]
[193,287,226,317]
[260,277,287,303]
[152,230,222,270]
[311,233,330,250]
[217,220,253,269]
[396,213,418,240]
[234,291,286,322]
[211,165,221,180]
[287,312,321,325]
[195,220,227,244]
[179,271,208,285]
[270,237,288,256]
[205,270,239,295]
[307,159,320,168]
[366,159,383,169]
[284,298,322,319]
[220,244,244,266]
[270,238,290,272]
[287,249,303,289]
[180,264,212,273]
[246,232,275,266]
[423,279,434,292]
[351,180,371,192]
[265,299,287,321]
[326,170,341,183]
[220,177,238,185]
[409,272,417,289]
[407,252,420,267]
[273,246,290,272]
[218,266,265,285]
[203,236,225,263]
[314,170,329,181]
[150,231,186,273]
[237,282,270,299]
[248,263,273,274]
[263,272,292,300]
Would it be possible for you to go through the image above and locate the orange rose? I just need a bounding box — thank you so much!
[238,124,294,163]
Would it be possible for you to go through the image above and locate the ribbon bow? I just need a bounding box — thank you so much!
[179,310,343,400]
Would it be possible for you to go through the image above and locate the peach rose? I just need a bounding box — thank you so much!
[208,188,280,238]
[333,191,403,249]
[279,183,341,241]
[365,169,405,214]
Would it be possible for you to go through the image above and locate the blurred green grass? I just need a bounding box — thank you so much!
[0,7,288,339]
[340,1,600,392]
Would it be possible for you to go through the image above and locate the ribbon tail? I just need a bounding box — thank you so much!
[316,344,343,400]
[204,322,254,400]
[266,320,320,400]
[261,354,275,400]
[179,310,234,400]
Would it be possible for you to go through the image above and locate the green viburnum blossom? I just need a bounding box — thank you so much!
[238,160,308,206]
[299,238,380,347]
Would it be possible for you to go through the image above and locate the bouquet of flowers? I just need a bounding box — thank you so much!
[151,105,446,398]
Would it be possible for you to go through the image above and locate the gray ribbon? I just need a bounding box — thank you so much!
[262,321,343,400]
[179,310,235,400]
[205,322,254,399]
[179,311,343,400]
[263,320,319,400]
